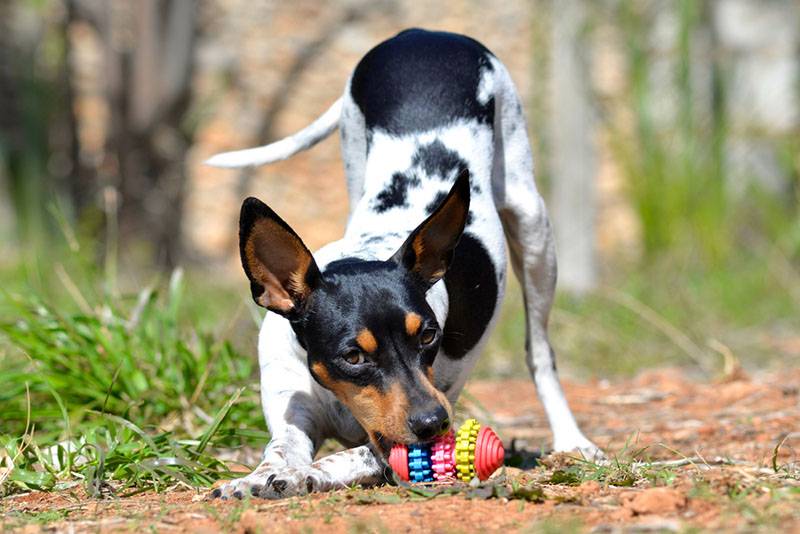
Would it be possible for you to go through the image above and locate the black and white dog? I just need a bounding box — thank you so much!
[207,29,600,500]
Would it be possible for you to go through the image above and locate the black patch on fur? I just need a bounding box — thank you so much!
[350,29,495,134]
[412,140,468,179]
[425,191,449,214]
[441,232,498,359]
[372,172,420,213]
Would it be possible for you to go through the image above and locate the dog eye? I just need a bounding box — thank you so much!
[420,328,437,346]
[342,350,366,366]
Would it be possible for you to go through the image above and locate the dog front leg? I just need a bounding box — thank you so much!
[209,423,316,500]
[211,442,385,500]
[209,311,325,499]
[257,445,386,499]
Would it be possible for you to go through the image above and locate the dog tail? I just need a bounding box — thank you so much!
[204,98,343,168]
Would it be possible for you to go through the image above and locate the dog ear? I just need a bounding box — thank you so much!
[391,170,471,287]
[239,197,321,317]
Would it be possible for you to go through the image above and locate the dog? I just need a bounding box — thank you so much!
[207,28,600,500]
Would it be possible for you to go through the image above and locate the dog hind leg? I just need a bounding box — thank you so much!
[492,63,602,459]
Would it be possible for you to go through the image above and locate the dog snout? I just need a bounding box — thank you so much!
[407,405,450,442]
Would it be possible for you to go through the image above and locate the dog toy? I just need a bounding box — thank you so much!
[389,418,504,483]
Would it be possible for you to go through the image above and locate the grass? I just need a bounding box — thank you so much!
[475,0,797,383]
[0,268,266,496]
[529,518,584,534]
[478,245,800,380]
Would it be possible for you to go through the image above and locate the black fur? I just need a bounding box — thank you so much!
[372,171,420,212]
[440,233,498,359]
[412,140,468,180]
[350,29,495,135]
[424,191,449,214]
[300,259,439,394]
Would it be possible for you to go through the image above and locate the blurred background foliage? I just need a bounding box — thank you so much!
[1,0,799,493]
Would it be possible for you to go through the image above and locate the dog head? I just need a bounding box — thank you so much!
[238,172,470,454]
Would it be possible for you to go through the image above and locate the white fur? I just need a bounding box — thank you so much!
[476,66,495,106]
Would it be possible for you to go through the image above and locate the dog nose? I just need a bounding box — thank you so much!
[408,406,450,442]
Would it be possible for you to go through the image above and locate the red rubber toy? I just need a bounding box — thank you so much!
[389,419,504,483]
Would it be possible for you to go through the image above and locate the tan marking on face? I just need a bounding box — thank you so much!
[311,361,414,444]
[311,362,330,383]
[405,312,422,336]
[417,370,453,425]
[348,382,413,444]
[356,328,378,353]
[311,361,356,406]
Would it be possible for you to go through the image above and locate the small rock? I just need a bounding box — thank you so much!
[239,508,261,534]
[620,487,687,515]
[578,480,601,496]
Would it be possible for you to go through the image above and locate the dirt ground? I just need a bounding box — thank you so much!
[3,368,800,533]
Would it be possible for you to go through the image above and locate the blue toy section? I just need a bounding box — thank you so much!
[407,443,434,482]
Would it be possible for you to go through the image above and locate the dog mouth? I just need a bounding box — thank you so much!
[372,432,421,456]
[372,432,395,457]
[372,431,446,457]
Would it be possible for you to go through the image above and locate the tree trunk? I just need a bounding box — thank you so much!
[550,0,597,294]
[100,0,197,267]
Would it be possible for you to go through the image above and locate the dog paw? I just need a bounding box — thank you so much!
[209,465,328,500]
[255,465,329,499]
[208,472,267,500]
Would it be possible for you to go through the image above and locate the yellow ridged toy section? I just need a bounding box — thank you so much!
[454,418,480,482]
